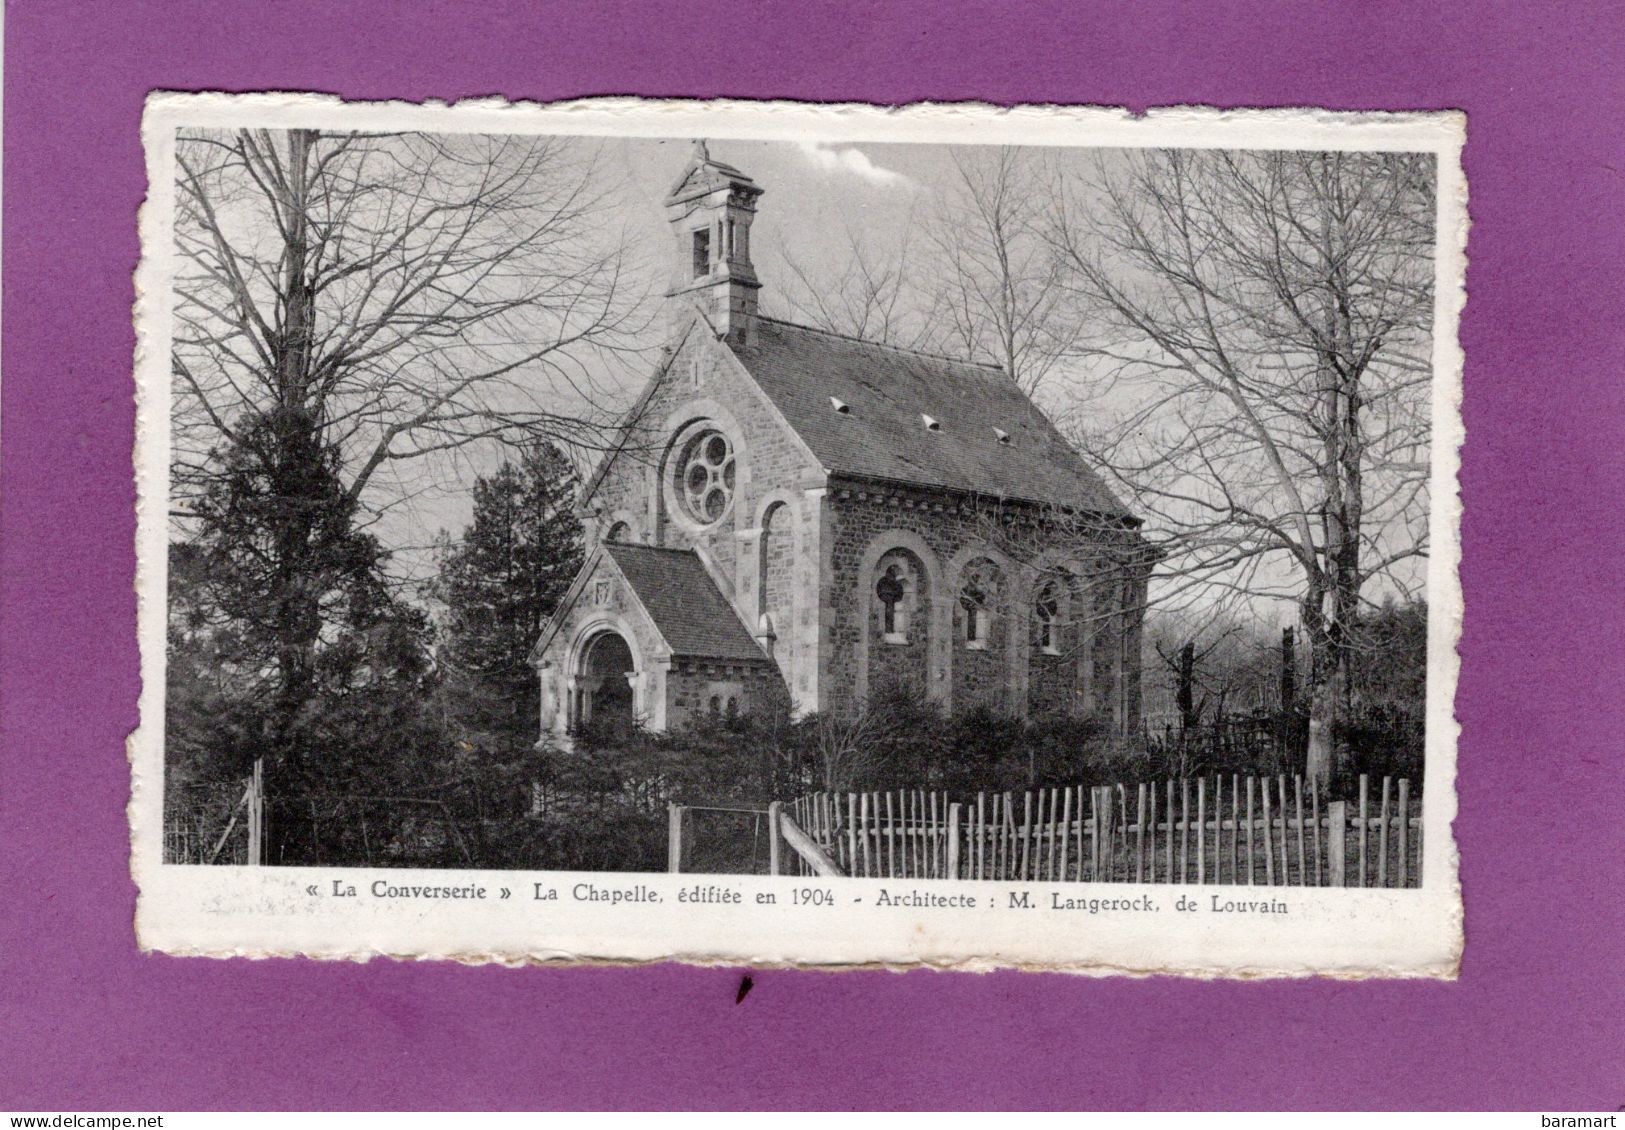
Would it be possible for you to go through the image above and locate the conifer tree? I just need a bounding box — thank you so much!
[167,407,441,793]
[434,444,585,753]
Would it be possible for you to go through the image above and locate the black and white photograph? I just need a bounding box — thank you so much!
[135,98,1463,972]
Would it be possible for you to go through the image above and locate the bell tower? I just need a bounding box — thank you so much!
[664,140,764,346]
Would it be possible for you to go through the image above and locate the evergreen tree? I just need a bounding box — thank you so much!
[434,444,585,754]
[167,407,441,793]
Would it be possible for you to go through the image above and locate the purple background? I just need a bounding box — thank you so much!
[4,0,1622,1111]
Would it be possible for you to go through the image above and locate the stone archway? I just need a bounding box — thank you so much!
[576,630,637,728]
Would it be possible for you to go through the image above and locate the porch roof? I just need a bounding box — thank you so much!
[604,542,768,663]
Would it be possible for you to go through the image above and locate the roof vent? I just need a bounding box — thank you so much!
[830,397,851,414]
[921,414,942,432]
[993,427,1011,446]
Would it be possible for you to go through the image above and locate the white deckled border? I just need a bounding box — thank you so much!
[131,94,1466,977]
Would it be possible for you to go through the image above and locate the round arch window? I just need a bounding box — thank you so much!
[673,427,736,526]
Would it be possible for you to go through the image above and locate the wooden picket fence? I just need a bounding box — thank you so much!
[773,774,1421,888]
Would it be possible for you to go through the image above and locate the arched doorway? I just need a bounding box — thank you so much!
[577,630,636,728]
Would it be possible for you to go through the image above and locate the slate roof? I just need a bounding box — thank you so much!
[604,542,768,662]
[731,317,1130,517]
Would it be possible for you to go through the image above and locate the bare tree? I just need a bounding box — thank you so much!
[1048,149,1435,784]
[773,149,1080,399]
[773,223,937,350]
[809,706,886,793]
[171,128,652,523]
[923,149,1081,400]
[1144,607,1281,730]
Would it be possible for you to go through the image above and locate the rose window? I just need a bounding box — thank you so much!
[676,429,736,525]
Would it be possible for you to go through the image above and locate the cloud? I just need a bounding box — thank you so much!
[795,140,915,189]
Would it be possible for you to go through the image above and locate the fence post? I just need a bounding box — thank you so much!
[1326,800,1346,887]
[1088,788,1100,881]
[947,803,962,880]
[847,793,859,876]
[768,801,782,877]
[667,803,683,874]
[1397,778,1411,888]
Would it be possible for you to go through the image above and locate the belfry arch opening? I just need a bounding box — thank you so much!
[574,630,637,730]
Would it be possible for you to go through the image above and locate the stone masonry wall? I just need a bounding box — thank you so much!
[667,662,784,731]
[1028,617,1083,718]
[823,479,1144,729]
[951,587,1009,713]
[584,314,824,709]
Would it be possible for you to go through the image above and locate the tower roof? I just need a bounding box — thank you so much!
[666,139,764,205]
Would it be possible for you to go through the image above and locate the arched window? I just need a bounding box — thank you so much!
[873,551,920,644]
[758,500,792,654]
[1035,578,1064,655]
[958,560,999,650]
[692,228,711,279]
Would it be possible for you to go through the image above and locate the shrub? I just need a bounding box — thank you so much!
[1336,702,1425,789]
[508,688,1428,871]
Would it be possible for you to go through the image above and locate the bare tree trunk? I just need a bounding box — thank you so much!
[1176,641,1197,733]
[1305,677,1337,787]
[1280,627,1296,715]
[1301,588,1341,789]
[1301,190,1369,789]
[269,130,318,781]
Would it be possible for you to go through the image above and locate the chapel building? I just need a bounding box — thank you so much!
[531,142,1151,743]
